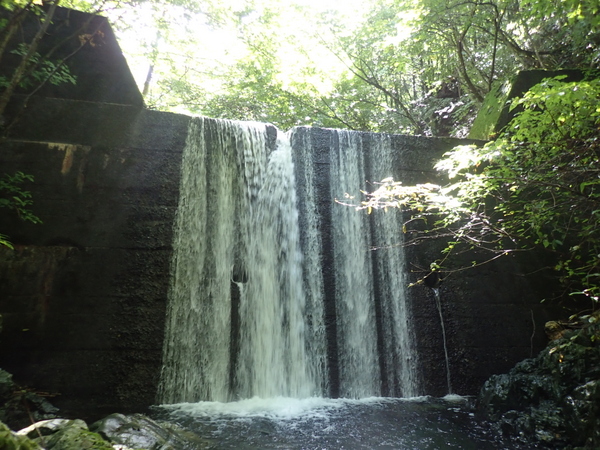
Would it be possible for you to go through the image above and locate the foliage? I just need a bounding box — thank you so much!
[0,172,42,249]
[3,0,599,134]
[160,0,598,134]
[0,44,77,90]
[0,0,62,120]
[0,0,584,136]
[0,421,40,450]
[359,77,600,300]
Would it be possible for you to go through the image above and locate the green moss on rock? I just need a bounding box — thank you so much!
[478,321,600,449]
[0,421,41,450]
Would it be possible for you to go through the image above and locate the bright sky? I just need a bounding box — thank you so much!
[103,0,369,111]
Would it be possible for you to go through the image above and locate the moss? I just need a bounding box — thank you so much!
[0,421,40,450]
[468,80,511,140]
[44,425,114,450]
[479,322,600,448]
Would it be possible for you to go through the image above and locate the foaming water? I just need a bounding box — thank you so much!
[161,396,434,420]
[162,397,346,420]
[154,396,527,450]
[443,393,467,403]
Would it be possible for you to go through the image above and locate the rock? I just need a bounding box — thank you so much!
[0,370,13,400]
[477,321,600,449]
[564,380,600,448]
[16,418,81,439]
[91,413,211,449]
[15,418,115,450]
[545,320,566,341]
[0,420,42,449]
[0,369,16,423]
[42,419,113,450]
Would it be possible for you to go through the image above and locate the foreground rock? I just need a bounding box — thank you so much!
[0,421,42,449]
[91,413,212,449]
[477,319,600,449]
[0,413,211,449]
[16,419,113,449]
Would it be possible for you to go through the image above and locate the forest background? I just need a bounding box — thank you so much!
[3,0,597,135]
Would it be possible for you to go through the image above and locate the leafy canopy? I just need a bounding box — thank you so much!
[360,76,600,301]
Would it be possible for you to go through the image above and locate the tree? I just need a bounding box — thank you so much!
[0,0,63,120]
[358,76,600,304]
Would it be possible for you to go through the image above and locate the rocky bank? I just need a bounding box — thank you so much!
[477,315,600,449]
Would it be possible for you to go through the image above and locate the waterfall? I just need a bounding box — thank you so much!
[433,288,452,394]
[368,134,418,398]
[288,128,329,397]
[291,127,418,398]
[159,120,419,404]
[159,118,320,403]
[329,131,380,398]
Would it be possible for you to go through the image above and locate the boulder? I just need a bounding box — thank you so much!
[16,418,85,440]
[91,413,211,449]
[16,418,116,450]
[478,321,600,448]
[41,419,113,450]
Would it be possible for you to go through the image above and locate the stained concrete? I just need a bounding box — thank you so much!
[0,98,189,419]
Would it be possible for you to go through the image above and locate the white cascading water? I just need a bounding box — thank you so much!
[368,134,418,397]
[325,130,417,398]
[288,128,329,396]
[159,118,321,403]
[236,129,312,399]
[329,131,380,398]
[159,120,418,404]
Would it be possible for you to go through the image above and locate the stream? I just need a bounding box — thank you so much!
[153,396,529,449]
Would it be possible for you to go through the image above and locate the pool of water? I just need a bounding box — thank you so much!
[153,396,528,449]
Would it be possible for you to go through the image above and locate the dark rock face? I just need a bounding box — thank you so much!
[477,322,600,448]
